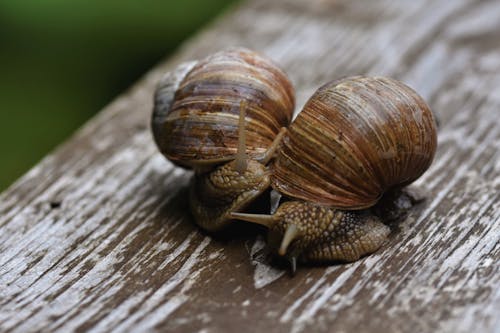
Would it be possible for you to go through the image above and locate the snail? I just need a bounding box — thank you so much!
[152,47,295,232]
[230,76,438,268]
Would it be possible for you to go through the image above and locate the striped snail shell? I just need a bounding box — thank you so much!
[231,76,437,268]
[152,47,295,172]
[272,76,437,209]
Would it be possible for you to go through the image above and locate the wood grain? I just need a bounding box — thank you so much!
[1,0,499,332]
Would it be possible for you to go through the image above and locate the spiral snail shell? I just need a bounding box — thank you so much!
[273,76,437,208]
[231,76,437,267]
[152,48,295,232]
[152,47,294,171]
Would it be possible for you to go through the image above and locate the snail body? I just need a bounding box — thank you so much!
[152,48,295,231]
[232,76,437,266]
[189,159,270,231]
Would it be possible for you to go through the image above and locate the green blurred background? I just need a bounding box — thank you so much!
[0,0,237,192]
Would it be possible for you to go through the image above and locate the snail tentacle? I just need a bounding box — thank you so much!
[258,127,287,165]
[228,211,277,228]
[279,224,299,256]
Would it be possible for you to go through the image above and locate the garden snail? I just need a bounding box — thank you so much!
[152,47,295,231]
[231,76,437,267]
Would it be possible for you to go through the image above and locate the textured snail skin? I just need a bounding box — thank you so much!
[190,160,270,232]
[272,76,437,210]
[267,201,390,263]
[152,47,295,170]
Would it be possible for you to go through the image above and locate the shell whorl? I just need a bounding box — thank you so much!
[152,61,197,155]
[152,48,295,169]
[272,76,437,209]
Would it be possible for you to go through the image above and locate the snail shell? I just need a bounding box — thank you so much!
[272,76,437,209]
[152,47,295,171]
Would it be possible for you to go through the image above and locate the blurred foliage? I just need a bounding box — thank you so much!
[0,0,237,191]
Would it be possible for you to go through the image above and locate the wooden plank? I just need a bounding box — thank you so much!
[1,0,499,332]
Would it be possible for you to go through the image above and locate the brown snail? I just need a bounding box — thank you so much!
[152,47,295,231]
[231,76,438,267]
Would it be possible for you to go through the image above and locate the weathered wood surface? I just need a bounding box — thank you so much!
[1,0,499,332]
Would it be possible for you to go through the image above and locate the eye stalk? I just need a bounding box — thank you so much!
[279,223,299,256]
